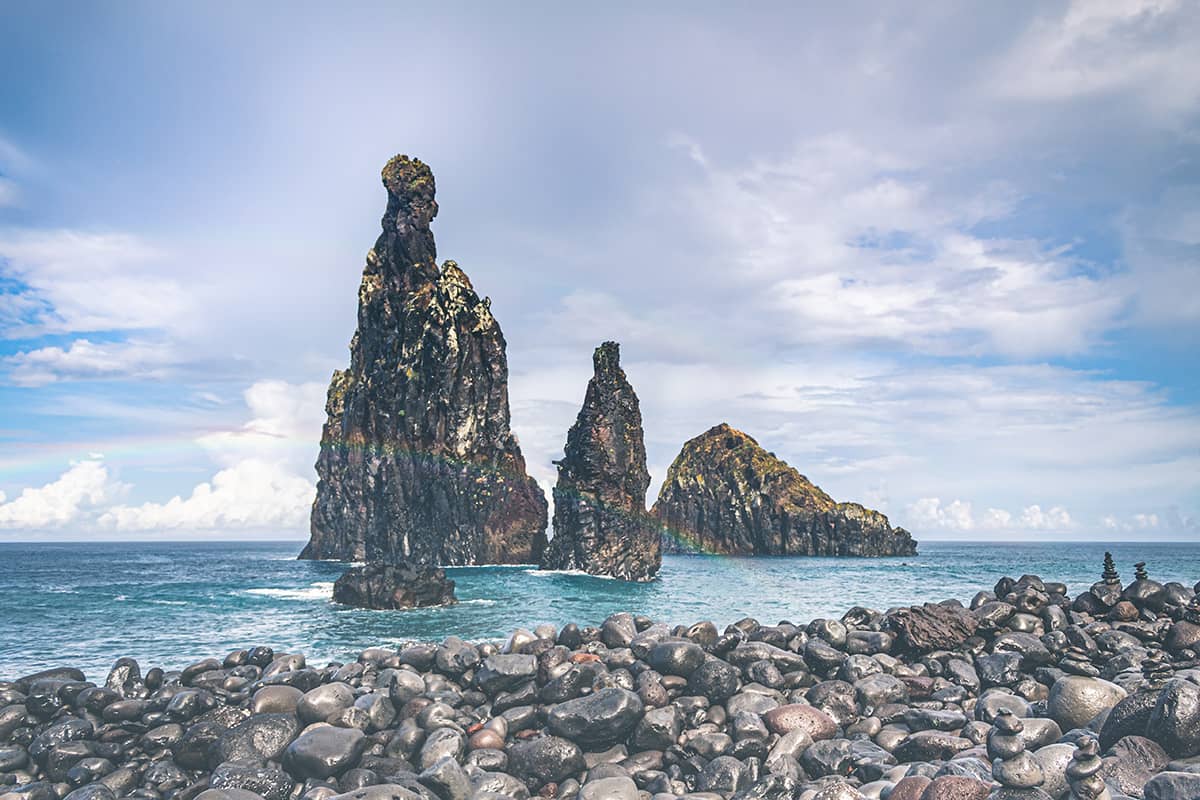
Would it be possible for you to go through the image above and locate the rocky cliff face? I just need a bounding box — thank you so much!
[652,423,917,557]
[301,155,548,565]
[540,342,660,581]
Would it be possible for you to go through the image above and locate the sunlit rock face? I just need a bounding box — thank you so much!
[541,342,660,581]
[653,423,918,557]
[301,155,547,565]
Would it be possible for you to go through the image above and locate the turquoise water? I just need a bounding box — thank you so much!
[1,540,1197,680]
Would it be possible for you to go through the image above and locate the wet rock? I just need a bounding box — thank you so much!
[506,736,585,786]
[283,726,367,779]
[332,563,456,610]
[763,704,838,741]
[302,154,548,566]
[1048,677,1127,731]
[545,688,643,747]
[210,761,294,800]
[652,423,917,556]
[540,342,660,581]
[1143,771,1200,800]
[1146,679,1200,758]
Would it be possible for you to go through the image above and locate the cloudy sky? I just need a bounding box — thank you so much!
[1,1,1197,541]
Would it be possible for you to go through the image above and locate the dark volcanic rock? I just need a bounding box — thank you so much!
[539,342,659,581]
[652,423,918,555]
[301,155,548,566]
[332,562,456,610]
[887,602,978,654]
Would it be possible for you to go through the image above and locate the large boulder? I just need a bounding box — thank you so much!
[545,687,643,747]
[332,562,456,610]
[300,155,547,565]
[1047,676,1126,731]
[887,603,978,654]
[539,342,660,581]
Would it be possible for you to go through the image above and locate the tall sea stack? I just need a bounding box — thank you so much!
[653,423,917,556]
[300,155,548,565]
[541,342,660,581]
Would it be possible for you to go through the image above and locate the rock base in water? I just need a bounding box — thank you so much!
[331,562,457,609]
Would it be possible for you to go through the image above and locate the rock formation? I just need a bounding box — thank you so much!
[331,562,457,609]
[301,155,548,565]
[652,423,917,556]
[540,342,660,581]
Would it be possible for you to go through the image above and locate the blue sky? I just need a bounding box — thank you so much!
[0,1,1197,540]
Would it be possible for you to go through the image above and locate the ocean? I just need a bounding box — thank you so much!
[1,540,1197,681]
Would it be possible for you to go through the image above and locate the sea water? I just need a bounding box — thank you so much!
[1,540,1197,679]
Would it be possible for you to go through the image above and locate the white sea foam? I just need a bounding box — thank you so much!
[114,594,129,601]
[243,582,334,601]
[148,599,187,606]
[523,568,620,581]
[460,599,497,606]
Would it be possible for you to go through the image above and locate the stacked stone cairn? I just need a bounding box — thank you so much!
[1065,737,1108,800]
[988,710,1049,799]
[2,558,1199,800]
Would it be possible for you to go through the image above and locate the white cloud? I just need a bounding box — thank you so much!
[0,380,323,534]
[0,458,120,529]
[0,230,193,337]
[1018,504,1073,530]
[99,458,314,532]
[6,338,175,386]
[197,379,327,472]
[672,137,1126,358]
[905,498,1074,534]
[994,0,1199,113]
[908,497,975,531]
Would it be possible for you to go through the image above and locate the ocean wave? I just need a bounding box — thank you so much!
[45,586,79,594]
[114,594,129,601]
[148,599,187,606]
[243,582,334,601]
[522,568,619,581]
[459,599,497,606]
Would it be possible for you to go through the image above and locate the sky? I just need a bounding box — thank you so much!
[0,1,1197,542]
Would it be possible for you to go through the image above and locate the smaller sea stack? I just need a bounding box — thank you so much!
[653,423,917,556]
[332,562,457,609]
[540,342,660,581]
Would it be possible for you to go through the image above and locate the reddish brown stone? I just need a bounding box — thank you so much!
[762,703,838,741]
[920,775,991,800]
[889,775,931,800]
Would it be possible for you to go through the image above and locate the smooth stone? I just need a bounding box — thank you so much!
[325,787,423,800]
[1032,743,1075,799]
[631,705,682,751]
[195,790,267,800]
[992,751,1044,789]
[545,688,643,747]
[474,655,537,695]
[579,776,638,800]
[762,704,837,741]
[283,727,366,779]
[298,684,355,725]
[646,642,706,678]
[1047,677,1127,731]
[1146,679,1200,759]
